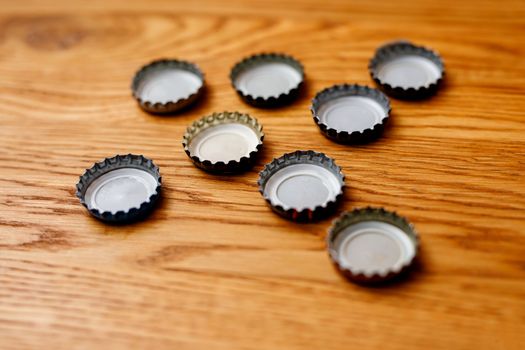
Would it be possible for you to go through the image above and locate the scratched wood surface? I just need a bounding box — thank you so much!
[0,0,524,349]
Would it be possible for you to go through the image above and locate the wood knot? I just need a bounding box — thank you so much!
[1,16,88,50]
[25,19,87,50]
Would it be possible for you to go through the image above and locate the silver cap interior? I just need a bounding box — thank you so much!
[233,62,302,99]
[263,163,341,211]
[316,95,388,133]
[188,123,260,163]
[376,55,442,89]
[136,68,203,104]
[84,168,158,214]
[332,221,416,275]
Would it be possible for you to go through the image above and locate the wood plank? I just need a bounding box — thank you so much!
[0,1,524,349]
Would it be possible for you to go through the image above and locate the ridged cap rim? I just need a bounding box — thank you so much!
[257,150,345,221]
[131,59,205,113]
[368,41,445,98]
[75,154,162,223]
[182,111,264,173]
[311,84,391,143]
[327,207,419,283]
[230,53,305,107]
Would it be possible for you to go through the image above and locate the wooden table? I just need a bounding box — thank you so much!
[1,1,524,349]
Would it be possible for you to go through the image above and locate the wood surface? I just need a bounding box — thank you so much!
[1,0,524,349]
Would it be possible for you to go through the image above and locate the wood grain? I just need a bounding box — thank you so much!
[0,0,524,349]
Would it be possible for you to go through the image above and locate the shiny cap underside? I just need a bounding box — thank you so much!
[136,67,203,104]
[263,163,342,211]
[233,62,302,99]
[376,55,442,89]
[84,168,158,214]
[316,95,388,133]
[187,123,260,163]
[332,221,416,275]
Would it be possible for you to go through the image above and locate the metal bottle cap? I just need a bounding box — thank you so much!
[258,150,344,222]
[311,84,391,143]
[230,53,304,108]
[76,154,162,223]
[132,59,205,113]
[327,207,419,284]
[182,111,264,173]
[369,41,444,99]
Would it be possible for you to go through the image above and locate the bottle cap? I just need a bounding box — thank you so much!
[76,154,162,223]
[182,111,264,173]
[258,150,344,222]
[131,59,205,113]
[369,41,444,99]
[230,53,304,108]
[327,207,419,284]
[311,84,391,143]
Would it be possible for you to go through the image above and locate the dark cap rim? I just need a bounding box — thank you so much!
[327,207,419,283]
[230,53,305,107]
[311,84,391,144]
[131,58,205,113]
[76,154,162,223]
[368,41,445,99]
[257,150,345,221]
[182,111,264,173]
